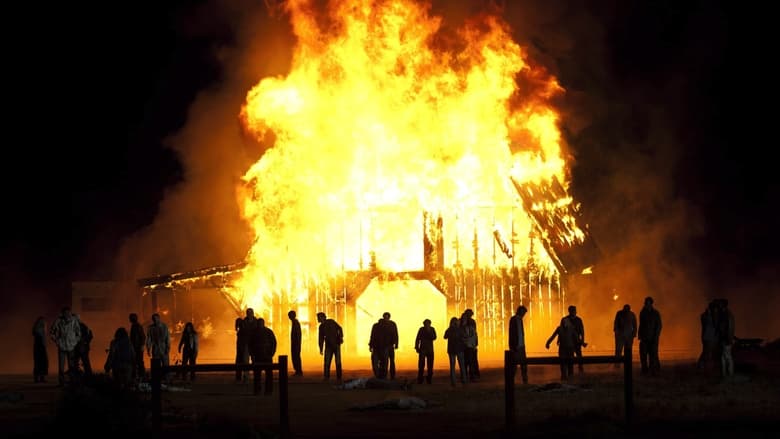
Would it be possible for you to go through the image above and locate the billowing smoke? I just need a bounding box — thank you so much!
[114,1,290,278]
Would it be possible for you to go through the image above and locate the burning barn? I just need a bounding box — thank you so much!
[135,0,601,363]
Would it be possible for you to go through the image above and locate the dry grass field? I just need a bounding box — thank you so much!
[2,357,778,439]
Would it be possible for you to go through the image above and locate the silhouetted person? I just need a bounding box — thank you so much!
[716,299,735,378]
[129,313,146,381]
[74,315,93,378]
[614,304,637,368]
[546,311,578,381]
[369,318,383,378]
[32,316,48,383]
[105,327,135,390]
[565,306,587,373]
[444,317,467,386]
[415,319,437,384]
[250,317,277,394]
[317,312,343,382]
[50,306,81,386]
[178,322,198,381]
[235,308,258,382]
[697,301,718,371]
[146,313,171,382]
[638,296,662,376]
[509,305,529,384]
[460,309,480,381]
[379,312,399,379]
[288,310,303,376]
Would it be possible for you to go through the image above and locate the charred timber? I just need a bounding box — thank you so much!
[137,261,247,288]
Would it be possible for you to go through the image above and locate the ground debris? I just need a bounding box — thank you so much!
[529,382,592,393]
[136,382,192,392]
[349,396,428,411]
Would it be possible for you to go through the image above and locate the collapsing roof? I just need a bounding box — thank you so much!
[510,176,600,275]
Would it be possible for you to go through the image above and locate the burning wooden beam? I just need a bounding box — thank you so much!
[137,261,247,289]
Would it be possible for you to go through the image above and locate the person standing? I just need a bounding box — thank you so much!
[638,296,662,376]
[146,313,171,381]
[50,306,81,386]
[697,301,718,371]
[235,308,258,382]
[129,313,146,382]
[508,305,528,384]
[250,317,277,394]
[74,315,93,378]
[444,317,466,386]
[32,316,49,383]
[717,299,735,378]
[317,312,343,382]
[566,306,587,373]
[415,319,437,384]
[380,312,399,380]
[545,311,578,381]
[369,318,383,378]
[288,310,303,376]
[613,304,637,368]
[460,309,480,382]
[105,327,135,390]
[177,322,198,382]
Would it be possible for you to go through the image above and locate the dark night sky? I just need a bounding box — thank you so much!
[3,1,778,321]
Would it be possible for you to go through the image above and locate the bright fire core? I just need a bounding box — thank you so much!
[230,0,583,351]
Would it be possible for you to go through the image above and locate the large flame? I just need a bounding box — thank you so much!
[234,0,581,317]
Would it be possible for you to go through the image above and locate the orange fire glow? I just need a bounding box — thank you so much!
[232,0,583,333]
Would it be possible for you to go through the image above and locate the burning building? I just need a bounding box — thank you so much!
[136,0,599,365]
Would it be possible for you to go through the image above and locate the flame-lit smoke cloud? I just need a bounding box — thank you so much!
[116,0,294,278]
[498,0,715,350]
[110,0,776,357]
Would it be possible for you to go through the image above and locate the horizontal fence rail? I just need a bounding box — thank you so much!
[150,355,289,437]
[504,350,633,429]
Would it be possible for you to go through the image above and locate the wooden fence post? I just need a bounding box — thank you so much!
[151,358,162,432]
[278,355,289,438]
[624,349,633,425]
[504,350,515,430]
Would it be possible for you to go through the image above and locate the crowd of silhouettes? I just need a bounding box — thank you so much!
[33,293,741,391]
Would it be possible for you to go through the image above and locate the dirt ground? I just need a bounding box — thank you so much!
[1,357,778,439]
